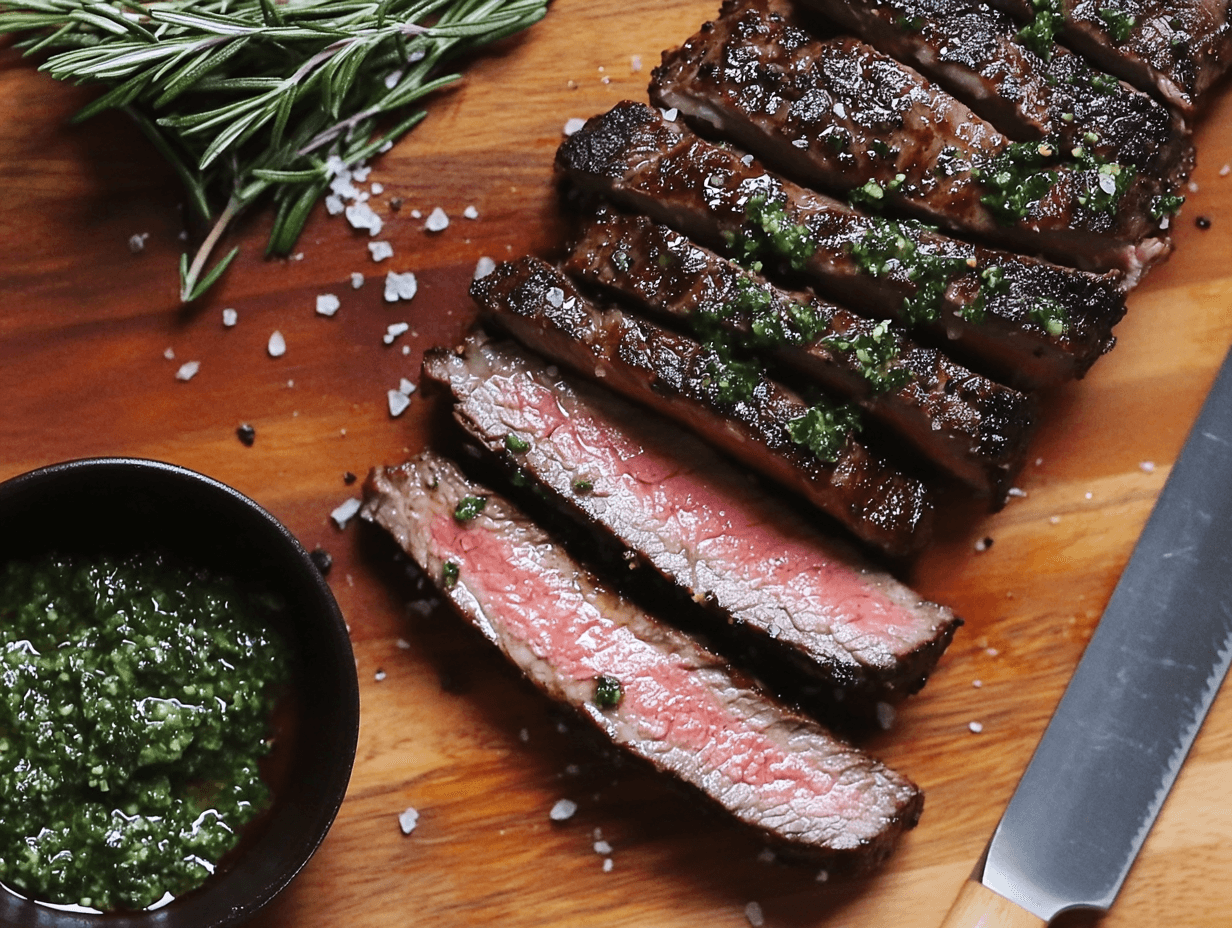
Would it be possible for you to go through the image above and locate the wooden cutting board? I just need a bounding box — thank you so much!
[3,2,1231,925]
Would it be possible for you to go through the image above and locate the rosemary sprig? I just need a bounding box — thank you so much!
[0,0,549,300]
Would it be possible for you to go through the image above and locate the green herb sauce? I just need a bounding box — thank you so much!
[1098,5,1136,42]
[786,400,862,462]
[593,675,623,708]
[0,553,287,912]
[849,218,970,325]
[504,433,531,453]
[453,496,487,522]
[822,321,911,393]
[441,561,460,588]
[1016,0,1064,60]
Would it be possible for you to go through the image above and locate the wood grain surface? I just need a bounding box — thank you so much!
[3,3,1232,926]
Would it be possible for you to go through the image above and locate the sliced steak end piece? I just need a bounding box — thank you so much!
[362,451,925,866]
[423,333,962,700]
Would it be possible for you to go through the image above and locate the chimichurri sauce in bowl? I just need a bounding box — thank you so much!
[0,553,289,912]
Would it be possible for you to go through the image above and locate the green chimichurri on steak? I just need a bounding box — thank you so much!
[0,553,288,911]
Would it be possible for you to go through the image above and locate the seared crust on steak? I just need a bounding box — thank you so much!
[650,0,1174,275]
[990,0,1232,115]
[470,256,934,556]
[556,101,1128,388]
[423,333,962,698]
[566,207,1037,500]
[362,452,926,865]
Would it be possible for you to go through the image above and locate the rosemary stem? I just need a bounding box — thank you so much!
[181,196,239,301]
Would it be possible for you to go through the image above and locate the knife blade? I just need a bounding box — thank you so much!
[940,343,1232,928]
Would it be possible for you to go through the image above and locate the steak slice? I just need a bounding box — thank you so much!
[798,0,1193,183]
[650,0,1173,276]
[362,451,925,865]
[565,207,1037,500]
[989,0,1232,115]
[422,333,961,699]
[555,101,1128,389]
[470,257,934,556]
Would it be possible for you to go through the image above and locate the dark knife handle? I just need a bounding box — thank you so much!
[940,881,1048,927]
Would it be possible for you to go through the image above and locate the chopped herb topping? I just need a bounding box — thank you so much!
[441,561,459,588]
[973,141,1059,222]
[1016,0,1064,59]
[849,218,968,325]
[1098,5,1136,42]
[703,341,762,404]
[786,399,862,463]
[849,174,905,210]
[895,13,923,30]
[504,433,531,453]
[1090,73,1121,94]
[593,675,623,708]
[572,479,593,494]
[737,194,818,271]
[453,496,487,523]
[1075,156,1135,213]
[823,321,911,393]
[1030,298,1069,337]
[1149,192,1185,219]
[717,277,826,348]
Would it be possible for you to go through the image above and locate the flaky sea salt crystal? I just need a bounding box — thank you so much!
[875,701,896,730]
[353,165,371,183]
[387,389,411,417]
[128,233,149,253]
[267,331,286,357]
[383,322,409,345]
[660,107,678,122]
[399,378,416,396]
[563,117,587,136]
[549,799,577,822]
[745,902,764,927]
[316,294,340,317]
[473,256,496,280]
[593,840,612,855]
[602,858,613,872]
[398,807,419,835]
[384,271,418,302]
[324,194,345,215]
[463,205,479,220]
[222,308,238,327]
[175,361,199,381]
[371,182,384,195]
[424,207,449,232]
[163,347,175,360]
[368,241,394,262]
[351,272,365,289]
[630,54,642,72]
[331,497,361,529]
[346,201,383,235]
[324,155,347,178]
[1140,460,1156,473]
[969,721,984,734]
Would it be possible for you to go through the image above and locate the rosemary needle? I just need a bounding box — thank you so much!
[0,0,549,301]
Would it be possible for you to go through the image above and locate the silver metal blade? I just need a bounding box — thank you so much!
[982,345,1232,922]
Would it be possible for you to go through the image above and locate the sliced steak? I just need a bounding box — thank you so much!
[423,333,961,699]
[989,0,1232,115]
[798,0,1194,183]
[565,207,1037,500]
[650,0,1172,275]
[555,101,1128,388]
[470,257,933,556]
[362,451,925,864]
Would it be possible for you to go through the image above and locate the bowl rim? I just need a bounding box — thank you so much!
[0,456,361,927]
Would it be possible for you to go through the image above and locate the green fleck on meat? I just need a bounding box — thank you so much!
[593,675,623,708]
[786,400,862,463]
[453,496,487,523]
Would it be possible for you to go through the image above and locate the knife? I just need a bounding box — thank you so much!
[940,343,1232,928]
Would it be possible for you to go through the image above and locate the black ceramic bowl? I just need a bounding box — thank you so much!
[0,458,359,928]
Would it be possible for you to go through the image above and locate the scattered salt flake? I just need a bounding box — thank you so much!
[410,208,422,219]
[1188,180,1200,193]
[1222,164,1231,177]
[396,638,411,650]
[387,389,411,417]
[330,497,362,529]
[163,347,176,360]
[384,69,403,90]
[267,331,286,358]
[424,207,449,232]
[875,701,896,730]
[756,848,776,864]
[564,763,580,776]
[1035,456,1044,466]
[791,137,809,149]
[351,272,365,289]
[969,721,984,734]
[384,271,419,302]
[384,322,410,345]
[1006,487,1027,498]
[661,107,678,122]
[324,194,345,215]
[474,256,497,280]
[1098,173,1118,195]
[602,858,614,873]
[368,241,394,262]
[128,232,149,253]
[986,647,999,657]
[316,294,341,317]
[463,205,479,220]
[345,201,383,235]
[815,869,829,883]
[1084,491,1093,500]
[1049,515,1061,525]
[593,840,612,855]
[353,165,372,183]
[630,54,642,72]
[399,378,416,396]
[745,901,765,928]
[518,727,529,742]
[1139,460,1156,473]
[563,117,587,136]
[398,807,419,835]
[549,799,577,822]
[222,308,238,327]
[374,669,387,682]
[371,182,384,195]
[401,345,410,356]
[325,155,347,178]
[601,75,610,84]
[973,679,983,688]
[175,361,200,382]
[546,286,565,308]
[974,536,994,552]
[378,140,393,153]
